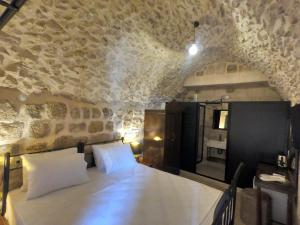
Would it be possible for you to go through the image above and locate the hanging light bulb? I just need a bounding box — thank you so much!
[189,44,198,55]
[188,21,200,56]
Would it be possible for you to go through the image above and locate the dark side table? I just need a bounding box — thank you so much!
[255,163,296,225]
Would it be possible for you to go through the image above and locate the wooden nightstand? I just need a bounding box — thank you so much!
[0,216,7,225]
[134,154,143,163]
[135,155,153,167]
[140,161,153,167]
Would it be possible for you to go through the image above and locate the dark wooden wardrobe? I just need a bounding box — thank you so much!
[225,102,290,187]
[291,104,300,149]
[164,102,200,174]
[163,101,291,188]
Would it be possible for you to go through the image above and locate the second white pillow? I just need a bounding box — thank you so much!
[93,142,136,174]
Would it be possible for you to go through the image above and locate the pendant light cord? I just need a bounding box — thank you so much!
[193,21,199,43]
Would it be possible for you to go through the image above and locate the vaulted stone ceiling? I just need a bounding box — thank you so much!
[0,0,299,106]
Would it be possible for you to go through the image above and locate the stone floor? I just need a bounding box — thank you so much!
[196,160,225,181]
[180,170,244,224]
[180,171,288,225]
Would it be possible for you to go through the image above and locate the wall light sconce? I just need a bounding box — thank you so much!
[131,141,140,147]
[188,21,200,56]
[130,141,142,155]
[120,128,140,143]
[153,136,162,141]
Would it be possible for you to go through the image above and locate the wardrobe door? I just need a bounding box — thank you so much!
[291,104,300,150]
[180,103,200,173]
[196,105,205,163]
[164,102,183,174]
[226,102,290,187]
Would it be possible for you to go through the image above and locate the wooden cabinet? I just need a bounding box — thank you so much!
[164,103,182,174]
[0,216,6,225]
[143,110,165,169]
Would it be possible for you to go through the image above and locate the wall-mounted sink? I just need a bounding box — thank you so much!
[207,140,227,150]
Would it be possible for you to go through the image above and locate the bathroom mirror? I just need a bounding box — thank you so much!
[212,110,228,130]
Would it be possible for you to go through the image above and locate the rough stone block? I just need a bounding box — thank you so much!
[113,131,122,139]
[5,62,21,72]
[226,64,238,73]
[196,71,204,76]
[53,135,88,149]
[215,63,226,74]
[204,64,215,74]
[29,120,51,138]
[69,122,86,133]
[123,120,132,129]
[25,104,44,119]
[0,144,21,155]
[82,107,90,119]
[114,121,122,130]
[132,118,143,127]
[88,121,103,133]
[89,133,113,143]
[55,123,64,134]
[239,65,250,72]
[70,107,81,119]
[0,102,17,121]
[102,108,113,119]
[47,102,67,119]
[26,143,48,153]
[0,122,24,140]
[92,108,101,118]
[105,121,114,131]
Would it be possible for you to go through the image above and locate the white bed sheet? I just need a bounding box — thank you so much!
[6,165,222,225]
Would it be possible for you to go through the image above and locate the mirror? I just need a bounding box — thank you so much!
[212,110,228,130]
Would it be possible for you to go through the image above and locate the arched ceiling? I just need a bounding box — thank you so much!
[0,0,299,106]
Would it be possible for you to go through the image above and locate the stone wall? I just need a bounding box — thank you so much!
[0,0,299,107]
[0,87,144,157]
[179,61,282,102]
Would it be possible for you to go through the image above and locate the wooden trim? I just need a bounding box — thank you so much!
[0,216,7,225]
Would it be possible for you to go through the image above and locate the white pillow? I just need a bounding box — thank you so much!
[92,142,121,171]
[93,142,136,174]
[21,147,78,192]
[26,154,89,199]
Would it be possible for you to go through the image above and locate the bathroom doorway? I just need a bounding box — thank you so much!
[196,103,228,181]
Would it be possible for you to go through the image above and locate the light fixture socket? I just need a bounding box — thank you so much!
[193,21,200,28]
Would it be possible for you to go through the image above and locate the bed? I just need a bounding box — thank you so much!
[4,141,223,225]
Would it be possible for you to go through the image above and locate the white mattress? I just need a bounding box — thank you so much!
[6,164,222,225]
